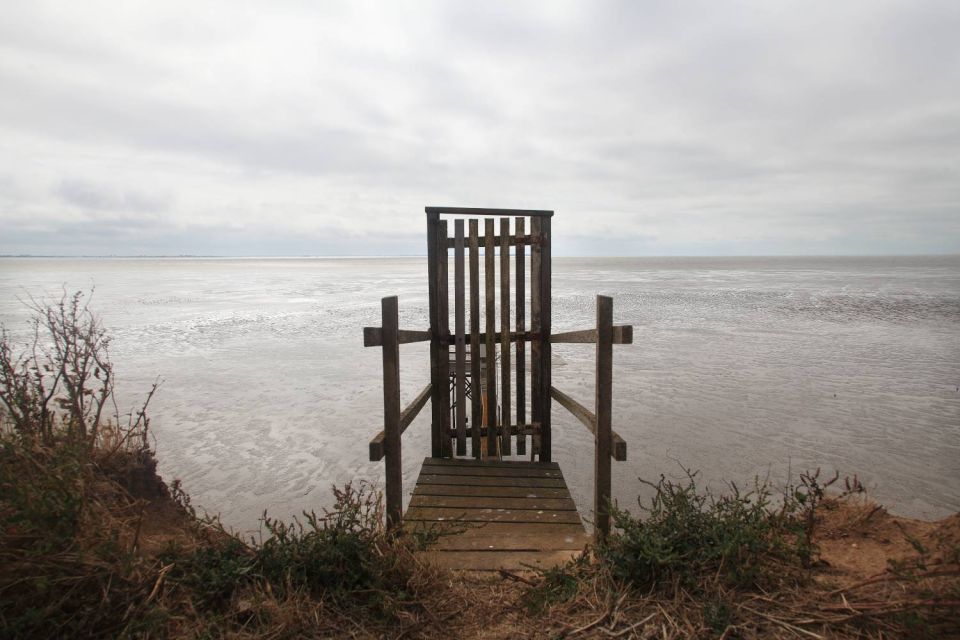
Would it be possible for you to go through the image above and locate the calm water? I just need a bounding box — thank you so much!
[1,256,958,531]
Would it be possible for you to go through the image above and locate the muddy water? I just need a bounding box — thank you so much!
[1,255,957,532]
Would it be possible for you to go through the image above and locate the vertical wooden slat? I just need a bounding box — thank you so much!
[426,213,443,458]
[499,218,512,456]
[595,295,613,540]
[438,220,451,457]
[484,219,498,458]
[515,217,526,455]
[454,220,466,456]
[539,216,552,462]
[381,296,402,529]
[530,216,542,460]
[468,220,482,458]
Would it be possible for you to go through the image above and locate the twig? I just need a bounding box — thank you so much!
[498,568,539,586]
[568,611,609,637]
[826,567,960,595]
[738,604,825,639]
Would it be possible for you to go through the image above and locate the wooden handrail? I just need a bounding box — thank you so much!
[551,325,633,345]
[369,382,432,462]
[550,387,627,461]
[363,327,431,347]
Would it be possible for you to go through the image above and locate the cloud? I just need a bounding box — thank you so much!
[0,0,957,255]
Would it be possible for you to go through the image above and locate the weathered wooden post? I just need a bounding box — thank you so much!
[594,295,613,540]
[381,296,402,529]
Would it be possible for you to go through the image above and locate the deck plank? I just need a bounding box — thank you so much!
[410,495,577,511]
[407,458,589,570]
[412,484,571,499]
[420,464,562,478]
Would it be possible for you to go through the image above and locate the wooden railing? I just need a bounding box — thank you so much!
[363,296,432,528]
[551,295,632,540]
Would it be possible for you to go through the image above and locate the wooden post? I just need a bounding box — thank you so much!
[381,296,402,529]
[469,220,482,458]
[454,220,467,456]
[594,295,613,541]
[426,212,443,458]
[515,217,526,455]
[500,218,511,455]
[438,220,451,457]
[530,217,542,460]
[484,219,498,458]
[531,216,552,461]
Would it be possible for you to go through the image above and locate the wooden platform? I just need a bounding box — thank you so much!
[406,457,589,570]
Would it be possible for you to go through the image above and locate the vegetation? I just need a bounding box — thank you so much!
[1,291,957,638]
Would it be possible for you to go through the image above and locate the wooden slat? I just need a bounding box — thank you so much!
[484,218,497,458]
[595,295,613,540]
[363,327,431,347]
[454,220,467,455]
[551,326,633,345]
[515,216,526,456]
[407,520,584,538]
[430,533,589,552]
[468,220,482,458]
[369,383,432,461]
[420,465,561,478]
[417,474,566,488]
[424,550,580,571]
[405,507,582,524]
[381,296,402,529]
[549,386,627,461]
[500,218,511,455]
[530,216,542,461]
[438,220,451,457]
[409,495,577,511]
[426,213,443,458]
[426,206,553,217]
[412,484,570,499]
[421,456,557,469]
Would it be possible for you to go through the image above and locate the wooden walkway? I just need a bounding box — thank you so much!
[406,457,589,570]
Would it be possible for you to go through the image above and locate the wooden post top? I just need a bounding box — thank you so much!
[426,206,554,218]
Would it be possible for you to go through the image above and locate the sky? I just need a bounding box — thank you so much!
[0,1,958,257]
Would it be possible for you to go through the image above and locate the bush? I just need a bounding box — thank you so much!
[598,468,812,590]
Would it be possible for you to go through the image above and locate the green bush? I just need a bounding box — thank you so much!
[598,468,811,590]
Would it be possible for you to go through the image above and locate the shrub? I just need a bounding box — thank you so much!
[598,468,813,590]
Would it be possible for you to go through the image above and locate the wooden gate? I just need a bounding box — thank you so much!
[365,206,632,542]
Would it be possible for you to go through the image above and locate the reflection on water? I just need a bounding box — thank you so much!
[1,255,958,531]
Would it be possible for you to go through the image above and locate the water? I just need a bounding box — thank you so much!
[1,256,958,532]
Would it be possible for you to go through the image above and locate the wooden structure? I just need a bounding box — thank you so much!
[364,207,632,568]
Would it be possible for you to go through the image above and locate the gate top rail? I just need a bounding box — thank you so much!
[426,206,554,217]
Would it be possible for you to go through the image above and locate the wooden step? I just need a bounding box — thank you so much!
[407,457,589,571]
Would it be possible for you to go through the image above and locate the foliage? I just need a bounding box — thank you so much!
[0,289,158,452]
[597,467,816,590]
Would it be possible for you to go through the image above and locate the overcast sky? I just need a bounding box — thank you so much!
[1,1,958,256]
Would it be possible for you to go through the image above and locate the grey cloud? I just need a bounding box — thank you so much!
[0,1,957,256]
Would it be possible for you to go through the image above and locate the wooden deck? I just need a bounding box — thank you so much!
[406,457,589,570]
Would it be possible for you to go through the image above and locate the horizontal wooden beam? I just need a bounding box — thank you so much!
[441,330,536,346]
[446,235,533,249]
[551,325,633,345]
[549,386,627,461]
[363,327,431,347]
[425,206,553,217]
[370,383,432,461]
[444,422,541,438]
